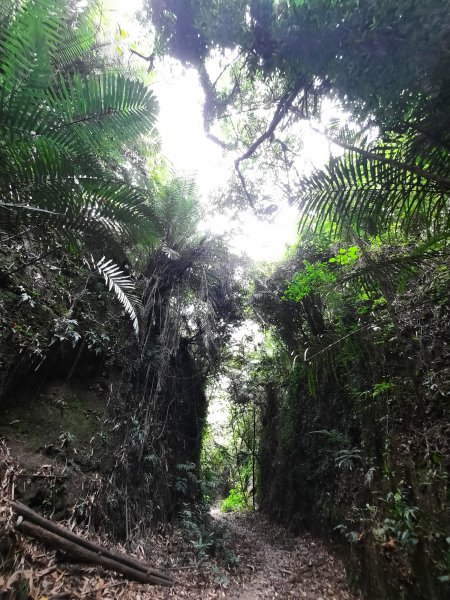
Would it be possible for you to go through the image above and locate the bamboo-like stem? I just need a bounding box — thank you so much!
[11,501,172,585]
[16,520,172,586]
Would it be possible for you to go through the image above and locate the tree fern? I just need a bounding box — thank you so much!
[0,0,159,248]
[155,178,203,250]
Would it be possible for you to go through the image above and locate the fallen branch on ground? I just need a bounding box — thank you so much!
[11,501,173,587]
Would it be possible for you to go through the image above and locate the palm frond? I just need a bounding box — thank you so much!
[0,178,160,248]
[0,0,64,90]
[0,0,160,250]
[298,138,450,240]
[49,73,158,153]
[334,246,449,293]
[90,256,141,336]
[52,13,96,71]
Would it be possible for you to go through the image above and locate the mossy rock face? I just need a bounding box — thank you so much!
[0,380,104,447]
[0,377,110,518]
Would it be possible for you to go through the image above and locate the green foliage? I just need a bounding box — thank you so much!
[151,0,450,128]
[50,317,81,349]
[246,167,449,595]
[1,2,449,596]
[377,489,420,550]
[200,427,232,504]
[371,381,393,398]
[179,503,239,569]
[0,0,165,339]
[310,429,350,447]
[0,0,159,248]
[329,246,359,266]
[0,239,137,391]
[283,260,336,301]
[147,1,450,595]
[175,463,201,496]
[297,136,450,243]
[220,486,248,513]
[334,447,362,471]
[90,256,141,336]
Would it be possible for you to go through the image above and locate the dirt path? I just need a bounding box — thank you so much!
[209,510,358,600]
[1,505,360,599]
[0,507,359,599]
[1,442,359,599]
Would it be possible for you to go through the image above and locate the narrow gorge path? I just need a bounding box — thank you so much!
[1,442,358,600]
[208,511,358,600]
[0,505,360,599]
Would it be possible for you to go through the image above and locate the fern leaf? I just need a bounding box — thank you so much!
[90,256,141,336]
[298,148,448,240]
[0,0,64,91]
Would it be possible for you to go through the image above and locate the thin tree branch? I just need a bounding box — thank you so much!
[236,79,305,166]
[232,80,306,210]
[235,162,257,212]
[129,48,155,70]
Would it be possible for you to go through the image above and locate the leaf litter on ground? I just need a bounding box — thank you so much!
[1,441,358,599]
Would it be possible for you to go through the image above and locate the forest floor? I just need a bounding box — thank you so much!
[1,483,358,600]
[204,510,358,600]
[1,395,358,599]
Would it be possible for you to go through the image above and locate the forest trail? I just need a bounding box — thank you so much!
[1,498,359,600]
[208,511,358,600]
[1,434,358,600]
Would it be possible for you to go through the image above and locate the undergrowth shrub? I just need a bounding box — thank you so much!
[220,487,248,513]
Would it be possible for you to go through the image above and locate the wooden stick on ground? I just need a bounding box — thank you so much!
[15,520,172,586]
[11,501,172,586]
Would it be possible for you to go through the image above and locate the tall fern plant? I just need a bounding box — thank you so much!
[0,0,159,244]
[0,0,161,333]
[290,123,450,372]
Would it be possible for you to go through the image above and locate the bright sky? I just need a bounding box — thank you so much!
[153,60,308,261]
[109,0,330,262]
[152,63,229,194]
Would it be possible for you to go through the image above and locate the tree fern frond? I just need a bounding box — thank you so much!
[0,0,64,90]
[155,178,203,249]
[298,143,450,240]
[90,256,141,336]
